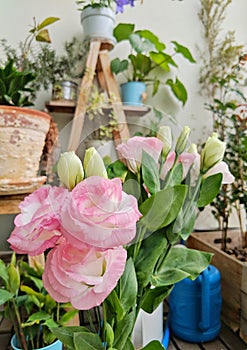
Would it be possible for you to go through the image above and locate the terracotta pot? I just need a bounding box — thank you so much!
[0,106,50,194]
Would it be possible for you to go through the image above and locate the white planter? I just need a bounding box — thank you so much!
[132,302,164,349]
[80,7,116,47]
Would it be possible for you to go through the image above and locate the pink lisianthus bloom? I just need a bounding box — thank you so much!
[160,151,196,180]
[8,186,69,256]
[43,241,127,310]
[204,161,234,184]
[61,176,142,249]
[116,136,164,173]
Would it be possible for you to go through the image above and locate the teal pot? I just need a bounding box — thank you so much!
[121,82,146,106]
[11,334,62,350]
[80,7,116,48]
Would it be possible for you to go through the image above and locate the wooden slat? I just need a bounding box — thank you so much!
[220,322,247,350]
[67,40,101,152]
[201,339,228,350]
[171,336,202,349]
[98,50,130,144]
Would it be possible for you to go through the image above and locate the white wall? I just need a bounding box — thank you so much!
[0,0,246,144]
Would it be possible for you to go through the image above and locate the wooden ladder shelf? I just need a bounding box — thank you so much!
[67,39,130,152]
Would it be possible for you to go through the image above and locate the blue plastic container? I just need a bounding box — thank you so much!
[169,265,222,343]
[121,81,146,105]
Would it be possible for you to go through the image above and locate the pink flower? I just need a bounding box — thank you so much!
[204,161,234,184]
[8,186,69,256]
[61,176,142,249]
[42,241,127,310]
[160,151,196,180]
[116,136,164,173]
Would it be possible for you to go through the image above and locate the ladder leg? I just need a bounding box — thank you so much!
[98,50,130,145]
[67,40,101,152]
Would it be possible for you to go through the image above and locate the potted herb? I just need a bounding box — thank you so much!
[0,253,77,350]
[110,22,196,105]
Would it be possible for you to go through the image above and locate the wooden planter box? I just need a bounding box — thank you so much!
[187,231,247,343]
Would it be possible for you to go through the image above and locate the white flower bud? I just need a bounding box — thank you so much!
[84,147,108,178]
[175,126,191,155]
[157,125,172,158]
[57,151,84,190]
[200,133,226,173]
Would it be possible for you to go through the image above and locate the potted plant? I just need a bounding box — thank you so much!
[76,0,139,47]
[0,17,59,195]
[0,253,78,350]
[188,0,247,342]
[110,22,196,105]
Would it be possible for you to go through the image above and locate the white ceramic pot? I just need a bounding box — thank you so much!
[80,7,116,47]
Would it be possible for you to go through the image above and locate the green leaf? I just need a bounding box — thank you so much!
[137,29,166,52]
[113,310,135,350]
[26,311,51,322]
[51,326,90,349]
[134,230,168,288]
[113,23,135,42]
[36,17,60,31]
[74,332,103,350]
[59,309,79,326]
[142,340,165,349]
[172,41,196,63]
[152,247,213,287]
[35,29,51,43]
[0,259,9,286]
[106,290,124,321]
[141,286,172,314]
[0,289,14,305]
[166,78,188,105]
[198,173,222,207]
[150,51,177,71]
[110,58,129,75]
[129,33,154,54]
[139,185,187,232]
[142,151,160,194]
[7,262,20,294]
[118,258,137,315]
[20,285,45,302]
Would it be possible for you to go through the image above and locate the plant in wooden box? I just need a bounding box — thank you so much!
[196,0,247,251]
[0,17,59,195]
[110,23,196,105]
[0,253,77,350]
[188,0,247,342]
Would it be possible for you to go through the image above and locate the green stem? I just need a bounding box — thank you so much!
[11,301,28,350]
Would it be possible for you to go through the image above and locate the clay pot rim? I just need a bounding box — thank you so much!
[0,105,51,121]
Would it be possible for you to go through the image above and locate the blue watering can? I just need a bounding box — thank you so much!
[168,264,222,343]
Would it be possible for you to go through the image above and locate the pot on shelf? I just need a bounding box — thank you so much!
[80,7,116,49]
[121,81,146,106]
[0,106,51,195]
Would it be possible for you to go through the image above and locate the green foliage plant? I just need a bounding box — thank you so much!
[198,0,247,249]
[0,16,59,106]
[0,253,78,350]
[111,23,196,105]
